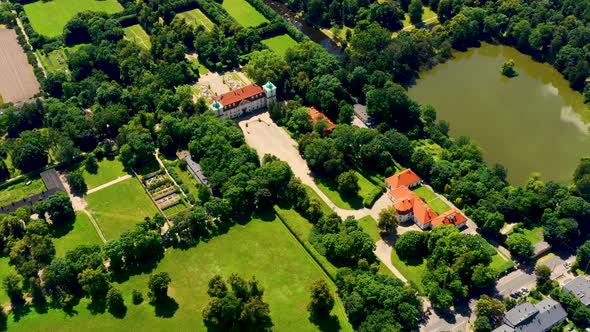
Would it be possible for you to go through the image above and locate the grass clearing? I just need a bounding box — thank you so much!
[490,251,514,274]
[0,257,17,306]
[221,0,268,27]
[315,171,379,210]
[24,0,123,37]
[8,216,353,331]
[124,25,151,49]
[304,185,333,215]
[402,6,438,28]
[391,249,426,293]
[177,8,215,30]
[0,177,46,207]
[85,177,159,240]
[519,225,544,245]
[36,44,86,74]
[358,216,380,242]
[262,34,298,56]
[80,156,127,190]
[53,212,102,257]
[412,185,451,214]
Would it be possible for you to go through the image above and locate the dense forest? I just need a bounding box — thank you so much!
[0,0,588,329]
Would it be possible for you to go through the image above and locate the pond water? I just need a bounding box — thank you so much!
[409,43,590,185]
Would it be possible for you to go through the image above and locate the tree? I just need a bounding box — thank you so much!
[337,170,360,197]
[132,289,143,305]
[34,192,75,227]
[147,272,171,303]
[501,59,518,77]
[10,130,48,173]
[3,273,23,306]
[85,154,99,174]
[409,0,424,25]
[377,207,398,235]
[287,107,312,134]
[505,233,533,261]
[471,264,497,289]
[106,287,126,317]
[79,267,110,300]
[577,240,590,273]
[395,231,428,261]
[307,279,335,318]
[474,316,492,332]
[119,132,155,169]
[67,171,88,196]
[535,265,554,294]
[244,50,289,85]
[476,295,505,328]
[543,217,579,249]
[203,274,273,331]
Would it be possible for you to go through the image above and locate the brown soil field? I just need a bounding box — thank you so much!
[0,28,40,103]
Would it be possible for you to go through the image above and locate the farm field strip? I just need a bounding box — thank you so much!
[0,29,40,103]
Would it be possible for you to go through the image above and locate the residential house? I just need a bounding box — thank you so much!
[563,275,590,306]
[493,299,568,332]
[385,169,466,230]
[308,107,336,134]
[209,82,276,119]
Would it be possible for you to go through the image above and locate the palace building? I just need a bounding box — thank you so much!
[209,82,276,119]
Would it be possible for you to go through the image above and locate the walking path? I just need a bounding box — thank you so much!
[86,175,132,194]
[12,12,46,77]
[374,240,407,282]
[82,209,107,243]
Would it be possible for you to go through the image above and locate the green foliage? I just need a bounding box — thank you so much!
[377,207,399,235]
[395,231,429,262]
[3,273,23,306]
[245,49,290,85]
[475,295,505,329]
[147,272,171,303]
[307,279,335,318]
[501,59,518,77]
[505,233,533,262]
[409,0,424,25]
[67,171,87,196]
[337,170,360,197]
[203,274,273,331]
[10,130,48,173]
[34,192,75,228]
[132,289,143,305]
[106,287,126,318]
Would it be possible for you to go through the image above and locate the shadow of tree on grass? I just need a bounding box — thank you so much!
[310,313,341,332]
[153,296,178,318]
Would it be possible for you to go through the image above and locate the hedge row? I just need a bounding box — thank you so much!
[244,0,305,42]
[363,184,385,208]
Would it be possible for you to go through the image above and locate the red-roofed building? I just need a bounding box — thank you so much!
[308,107,336,134]
[431,209,467,228]
[210,82,276,119]
[385,168,466,230]
[385,169,422,190]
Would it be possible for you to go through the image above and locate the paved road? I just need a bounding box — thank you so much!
[86,175,132,194]
[496,269,536,297]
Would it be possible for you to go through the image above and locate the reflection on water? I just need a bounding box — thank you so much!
[410,43,590,184]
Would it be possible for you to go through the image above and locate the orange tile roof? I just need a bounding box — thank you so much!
[385,169,422,189]
[412,199,438,224]
[431,209,467,227]
[390,187,416,213]
[308,107,336,132]
[213,84,264,107]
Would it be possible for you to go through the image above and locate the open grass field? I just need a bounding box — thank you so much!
[124,25,151,49]
[0,177,46,207]
[262,34,298,56]
[0,29,40,104]
[391,248,426,293]
[85,178,159,240]
[358,216,381,242]
[80,156,127,189]
[24,0,123,37]
[412,185,451,214]
[36,44,86,74]
[177,8,215,30]
[315,171,379,210]
[8,216,353,331]
[518,225,544,245]
[53,212,102,257]
[221,0,268,27]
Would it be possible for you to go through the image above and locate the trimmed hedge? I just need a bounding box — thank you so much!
[363,184,385,208]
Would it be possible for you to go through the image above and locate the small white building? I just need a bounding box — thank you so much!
[209,81,276,119]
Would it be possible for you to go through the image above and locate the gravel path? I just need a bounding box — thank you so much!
[86,175,132,194]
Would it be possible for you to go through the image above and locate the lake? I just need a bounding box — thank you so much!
[409,43,590,185]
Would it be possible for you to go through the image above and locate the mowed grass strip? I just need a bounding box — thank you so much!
[8,217,353,331]
[0,177,46,207]
[177,8,215,30]
[85,177,159,240]
[391,249,426,293]
[53,211,103,257]
[412,185,451,214]
[315,171,379,210]
[262,34,298,56]
[24,0,123,37]
[0,257,18,306]
[221,0,268,27]
[81,156,127,189]
[124,25,151,49]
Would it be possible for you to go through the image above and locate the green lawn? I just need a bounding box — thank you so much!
[81,156,127,190]
[414,140,444,160]
[162,201,189,217]
[490,251,515,274]
[85,178,159,240]
[390,248,426,293]
[519,225,544,245]
[262,34,298,56]
[358,216,381,242]
[124,25,151,49]
[304,185,333,215]
[177,8,215,30]
[221,0,268,27]
[24,0,123,37]
[36,44,86,74]
[315,171,379,210]
[8,216,353,331]
[0,177,46,207]
[53,211,102,257]
[412,185,451,214]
